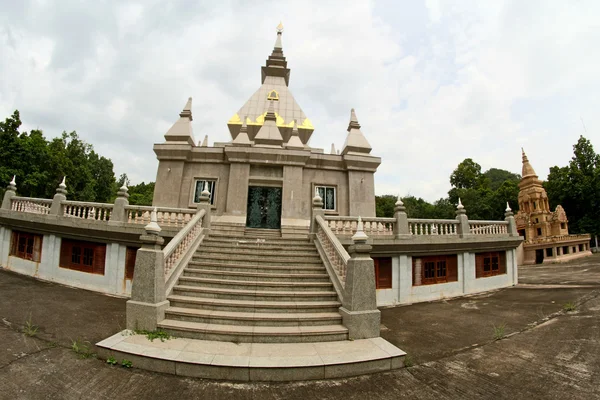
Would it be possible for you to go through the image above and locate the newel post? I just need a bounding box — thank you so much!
[196,182,212,230]
[1,176,17,210]
[50,177,67,216]
[109,185,129,225]
[455,198,470,238]
[126,208,169,331]
[393,196,410,238]
[339,216,381,340]
[505,202,518,236]
[309,188,325,242]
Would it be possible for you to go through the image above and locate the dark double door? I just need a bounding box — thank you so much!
[246,186,282,229]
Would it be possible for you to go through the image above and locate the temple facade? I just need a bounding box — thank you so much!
[152,26,380,237]
[515,150,592,265]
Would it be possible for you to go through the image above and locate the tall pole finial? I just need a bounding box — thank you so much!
[276,21,284,33]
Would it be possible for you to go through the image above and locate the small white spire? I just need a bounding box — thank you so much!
[330,143,336,155]
[506,202,512,212]
[59,176,67,189]
[352,216,369,242]
[120,184,128,191]
[313,187,322,202]
[202,181,211,197]
[201,135,208,147]
[395,195,403,207]
[10,175,16,185]
[145,207,162,234]
[457,198,464,210]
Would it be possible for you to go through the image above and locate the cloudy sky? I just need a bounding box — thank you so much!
[1,0,598,201]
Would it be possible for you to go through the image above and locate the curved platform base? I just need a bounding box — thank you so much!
[97,330,405,382]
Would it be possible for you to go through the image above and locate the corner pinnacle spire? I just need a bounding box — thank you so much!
[164,97,195,146]
[341,108,372,155]
[521,148,537,178]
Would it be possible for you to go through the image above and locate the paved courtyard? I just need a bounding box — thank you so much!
[1,254,599,399]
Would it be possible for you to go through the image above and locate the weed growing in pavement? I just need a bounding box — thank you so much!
[71,339,96,359]
[403,354,414,367]
[106,356,118,365]
[493,323,506,340]
[121,359,133,368]
[135,329,172,342]
[22,314,39,337]
[563,302,577,312]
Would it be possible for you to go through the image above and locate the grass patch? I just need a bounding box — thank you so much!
[403,353,414,367]
[71,339,96,359]
[492,323,506,340]
[22,314,39,337]
[135,329,172,342]
[563,302,577,312]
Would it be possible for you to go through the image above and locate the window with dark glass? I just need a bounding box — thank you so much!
[10,231,43,262]
[475,251,506,278]
[193,179,216,204]
[412,255,458,286]
[316,185,336,211]
[60,239,106,274]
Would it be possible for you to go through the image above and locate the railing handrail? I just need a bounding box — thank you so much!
[163,209,206,260]
[469,220,509,225]
[11,196,53,203]
[62,200,114,208]
[125,204,196,213]
[316,215,351,264]
[323,216,396,223]
[408,218,458,224]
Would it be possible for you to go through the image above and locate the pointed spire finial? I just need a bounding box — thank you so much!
[144,207,162,235]
[506,202,512,212]
[265,99,277,121]
[330,143,336,155]
[352,216,369,243]
[276,21,284,33]
[285,119,304,149]
[457,198,464,210]
[180,97,193,120]
[59,176,66,189]
[395,195,404,207]
[201,135,208,147]
[10,175,16,186]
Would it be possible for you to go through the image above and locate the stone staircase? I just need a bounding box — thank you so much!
[158,227,348,343]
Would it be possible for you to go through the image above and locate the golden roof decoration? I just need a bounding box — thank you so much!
[276,21,284,33]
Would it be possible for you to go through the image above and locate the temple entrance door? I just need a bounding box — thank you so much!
[535,249,544,264]
[246,186,282,229]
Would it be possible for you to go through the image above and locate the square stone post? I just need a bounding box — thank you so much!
[309,189,324,242]
[455,198,470,238]
[196,182,212,230]
[109,185,129,225]
[1,176,17,210]
[393,197,410,238]
[126,210,169,331]
[504,202,519,237]
[50,177,67,216]
[339,217,381,340]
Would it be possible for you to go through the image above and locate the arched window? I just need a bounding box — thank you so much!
[267,90,279,101]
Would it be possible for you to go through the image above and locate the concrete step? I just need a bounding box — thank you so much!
[206,233,312,246]
[243,228,282,238]
[177,276,334,292]
[197,245,319,256]
[192,254,323,266]
[157,319,349,343]
[193,252,322,264]
[183,268,331,282]
[164,307,342,327]
[187,260,325,272]
[167,295,342,313]
[202,239,316,251]
[172,285,338,301]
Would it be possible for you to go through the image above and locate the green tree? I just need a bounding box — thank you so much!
[450,158,487,190]
[375,195,397,218]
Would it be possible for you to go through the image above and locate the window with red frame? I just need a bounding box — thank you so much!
[475,251,506,278]
[10,231,43,262]
[59,239,106,275]
[412,255,458,286]
[125,247,139,280]
[373,257,392,289]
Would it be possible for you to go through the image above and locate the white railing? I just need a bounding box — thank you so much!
[163,209,206,281]
[125,205,196,228]
[323,216,395,236]
[62,201,113,221]
[315,215,350,288]
[10,197,52,215]
[469,221,509,235]
[408,219,458,235]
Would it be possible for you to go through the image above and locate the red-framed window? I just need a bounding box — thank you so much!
[412,255,458,286]
[125,247,138,280]
[475,251,506,278]
[60,239,106,275]
[10,231,43,262]
[373,257,392,289]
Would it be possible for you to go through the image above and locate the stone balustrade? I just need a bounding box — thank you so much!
[469,221,509,235]
[63,200,113,221]
[408,218,458,235]
[315,215,350,288]
[125,205,196,228]
[526,233,591,244]
[323,216,395,236]
[163,209,206,281]
[10,197,52,215]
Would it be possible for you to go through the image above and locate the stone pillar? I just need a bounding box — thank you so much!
[109,185,129,225]
[126,209,169,331]
[50,177,67,216]
[196,182,212,230]
[393,196,410,238]
[1,176,17,210]
[309,189,324,242]
[339,217,381,340]
[505,202,519,237]
[455,198,470,238]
